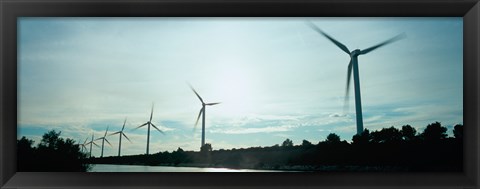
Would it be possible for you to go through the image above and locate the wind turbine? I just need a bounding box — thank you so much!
[95,126,112,158]
[189,84,220,149]
[133,103,164,155]
[110,118,132,157]
[85,133,100,158]
[78,137,89,153]
[307,22,405,135]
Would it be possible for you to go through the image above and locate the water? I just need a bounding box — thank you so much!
[89,164,286,172]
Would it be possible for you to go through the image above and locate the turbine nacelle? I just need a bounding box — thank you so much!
[350,49,362,57]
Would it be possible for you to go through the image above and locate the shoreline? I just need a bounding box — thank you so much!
[89,162,415,172]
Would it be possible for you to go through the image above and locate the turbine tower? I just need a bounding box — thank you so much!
[189,84,220,149]
[134,103,164,155]
[95,126,112,158]
[307,22,405,135]
[110,118,132,157]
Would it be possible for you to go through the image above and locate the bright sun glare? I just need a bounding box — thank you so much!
[211,61,256,117]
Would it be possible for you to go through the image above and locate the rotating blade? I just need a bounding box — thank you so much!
[343,60,353,113]
[122,118,127,131]
[205,102,221,106]
[109,131,121,136]
[307,21,351,55]
[122,133,132,143]
[93,142,100,148]
[151,123,165,134]
[360,32,406,55]
[149,103,154,122]
[188,83,204,104]
[104,138,112,146]
[194,107,204,131]
[104,126,109,137]
[133,122,148,131]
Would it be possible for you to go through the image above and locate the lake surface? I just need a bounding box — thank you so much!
[89,164,286,172]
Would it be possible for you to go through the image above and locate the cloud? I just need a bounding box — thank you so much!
[210,124,297,134]
[329,113,347,118]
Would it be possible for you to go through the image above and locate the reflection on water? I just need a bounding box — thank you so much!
[89,164,286,172]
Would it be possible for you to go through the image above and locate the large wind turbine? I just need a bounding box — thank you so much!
[95,126,112,158]
[110,118,132,157]
[307,22,405,135]
[189,84,220,149]
[85,133,99,158]
[133,103,164,155]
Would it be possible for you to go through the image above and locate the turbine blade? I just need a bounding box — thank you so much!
[122,118,127,131]
[105,138,112,146]
[151,123,165,134]
[149,103,154,122]
[206,102,221,106]
[306,21,350,55]
[104,126,109,137]
[93,142,100,148]
[94,137,103,141]
[83,137,89,144]
[188,83,204,104]
[194,107,204,131]
[360,32,406,55]
[122,133,132,143]
[343,60,353,113]
[109,131,121,136]
[133,122,148,130]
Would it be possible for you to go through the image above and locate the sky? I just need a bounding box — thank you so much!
[18,17,463,157]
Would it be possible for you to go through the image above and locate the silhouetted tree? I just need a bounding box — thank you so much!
[177,147,184,153]
[453,124,463,139]
[352,129,371,145]
[325,133,340,143]
[401,125,417,141]
[17,137,35,171]
[171,147,189,165]
[201,143,213,152]
[39,130,62,149]
[18,136,34,152]
[282,139,293,147]
[18,130,90,172]
[301,139,313,147]
[421,122,448,141]
[371,127,402,143]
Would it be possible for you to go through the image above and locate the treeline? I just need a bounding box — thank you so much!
[17,130,91,171]
[89,122,463,172]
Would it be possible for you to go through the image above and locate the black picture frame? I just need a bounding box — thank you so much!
[1,0,479,188]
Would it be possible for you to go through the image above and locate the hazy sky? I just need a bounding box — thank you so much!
[18,17,463,156]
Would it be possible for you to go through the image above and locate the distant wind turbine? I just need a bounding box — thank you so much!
[307,22,405,135]
[110,118,132,157]
[95,126,112,158]
[78,137,89,153]
[189,84,220,149]
[85,133,100,158]
[133,103,164,155]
